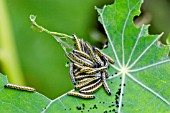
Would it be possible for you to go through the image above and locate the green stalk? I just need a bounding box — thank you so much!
[0,0,25,85]
[30,15,73,39]
[30,15,74,53]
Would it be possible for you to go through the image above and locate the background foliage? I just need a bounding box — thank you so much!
[0,0,170,100]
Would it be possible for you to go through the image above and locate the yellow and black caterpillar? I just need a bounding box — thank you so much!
[66,34,114,99]
[4,83,35,92]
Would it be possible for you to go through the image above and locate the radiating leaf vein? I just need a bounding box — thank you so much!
[128,33,164,69]
[127,73,170,105]
[129,59,170,72]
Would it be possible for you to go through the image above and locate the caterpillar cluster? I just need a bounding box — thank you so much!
[66,34,114,99]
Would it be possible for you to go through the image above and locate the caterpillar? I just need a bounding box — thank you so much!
[72,34,82,51]
[79,79,101,91]
[74,77,99,89]
[74,67,94,76]
[102,72,111,95]
[78,55,94,65]
[85,66,107,75]
[75,74,101,80]
[99,56,109,68]
[67,91,95,99]
[78,77,97,84]
[80,82,102,94]
[65,53,77,63]
[104,70,109,78]
[67,52,94,67]
[73,49,91,61]
[69,62,76,85]
[4,84,35,92]
[84,43,101,66]
[73,68,79,74]
[103,40,108,49]
[93,47,114,64]
[79,39,85,52]
[95,54,104,67]
[73,63,91,70]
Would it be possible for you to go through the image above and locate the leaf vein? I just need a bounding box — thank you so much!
[128,33,164,69]
[127,73,170,106]
[129,59,170,72]
[100,6,122,68]
[122,10,131,66]
[118,73,126,113]
[126,24,145,67]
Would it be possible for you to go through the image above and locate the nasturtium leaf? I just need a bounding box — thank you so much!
[42,0,170,113]
[167,34,170,45]
[0,73,51,113]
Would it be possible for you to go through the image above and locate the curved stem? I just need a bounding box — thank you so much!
[30,15,73,39]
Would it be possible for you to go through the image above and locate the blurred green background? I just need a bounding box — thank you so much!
[0,0,170,99]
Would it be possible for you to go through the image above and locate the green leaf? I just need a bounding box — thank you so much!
[166,34,170,57]
[1,0,170,112]
[166,33,170,45]
[0,73,51,113]
[42,0,170,113]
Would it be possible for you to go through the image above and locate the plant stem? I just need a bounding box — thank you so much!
[30,15,73,39]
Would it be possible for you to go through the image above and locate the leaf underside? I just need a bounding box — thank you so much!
[0,0,170,113]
